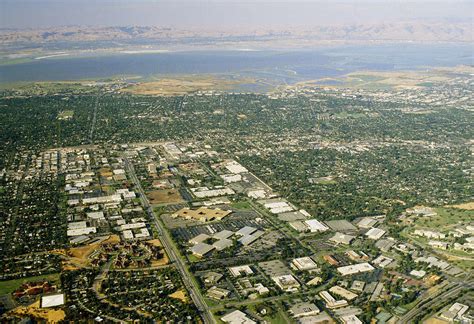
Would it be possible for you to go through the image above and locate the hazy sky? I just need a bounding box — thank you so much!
[1,0,472,29]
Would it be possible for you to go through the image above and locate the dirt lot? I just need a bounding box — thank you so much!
[147,239,170,266]
[447,202,474,210]
[7,301,65,323]
[121,76,253,96]
[147,189,184,205]
[99,167,113,177]
[169,290,188,303]
[62,235,120,270]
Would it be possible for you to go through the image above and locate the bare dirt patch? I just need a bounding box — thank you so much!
[121,76,253,96]
[146,239,169,266]
[7,301,65,323]
[169,290,188,303]
[447,202,474,210]
[147,189,184,205]
[62,235,120,270]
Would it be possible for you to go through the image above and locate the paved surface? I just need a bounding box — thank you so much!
[398,274,473,323]
[125,158,215,324]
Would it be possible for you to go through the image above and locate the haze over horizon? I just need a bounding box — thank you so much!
[1,0,472,29]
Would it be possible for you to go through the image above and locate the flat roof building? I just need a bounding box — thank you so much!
[68,221,87,230]
[236,226,257,236]
[289,302,320,318]
[372,255,393,268]
[319,291,348,309]
[340,315,363,324]
[337,263,375,276]
[190,243,215,257]
[213,230,234,240]
[365,228,386,240]
[325,220,357,232]
[221,310,256,324]
[225,161,248,174]
[229,265,254,277]
[67,227,96,237]
[213,238,233,251]
[329,286,358,301]
[307,277,323,286]
[238,230,264,246]
[41,294,65,308]
[356,217,378,229]
[173,207,231,222]
[272,274,301,292]
[330,232,356,245]
[189,233,211,245]
[207,286,230,300]
[305,219,329,232]
[292,257,319,271]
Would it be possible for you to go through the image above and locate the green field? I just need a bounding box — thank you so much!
[230,201,252,210]
[413,207,473,230]
[0,273,61,295]
[57,110,74,120]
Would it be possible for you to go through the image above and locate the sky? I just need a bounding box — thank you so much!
[0,0,472,29]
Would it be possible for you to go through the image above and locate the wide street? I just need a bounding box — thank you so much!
[124,157,215,324]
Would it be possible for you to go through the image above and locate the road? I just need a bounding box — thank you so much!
[88,91,100,143]
[398,276,473,323]
[124,158,215,324]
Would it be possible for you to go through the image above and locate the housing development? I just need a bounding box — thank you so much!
[0,63,473,323]
[0,0,473,314]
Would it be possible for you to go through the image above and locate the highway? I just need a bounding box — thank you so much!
[398,275,473,323]
[124,158,215,324]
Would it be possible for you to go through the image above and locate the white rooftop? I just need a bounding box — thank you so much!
[41,294,65,308]
[305,219,329,232]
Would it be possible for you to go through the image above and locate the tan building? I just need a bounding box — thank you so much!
[172,207,231,222]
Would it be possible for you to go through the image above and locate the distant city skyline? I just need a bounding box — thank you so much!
[1,0,472,29]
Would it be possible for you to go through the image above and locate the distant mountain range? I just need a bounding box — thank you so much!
[0,23,472,48]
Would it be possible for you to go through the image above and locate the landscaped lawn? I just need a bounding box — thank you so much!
[0,273,61,295]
